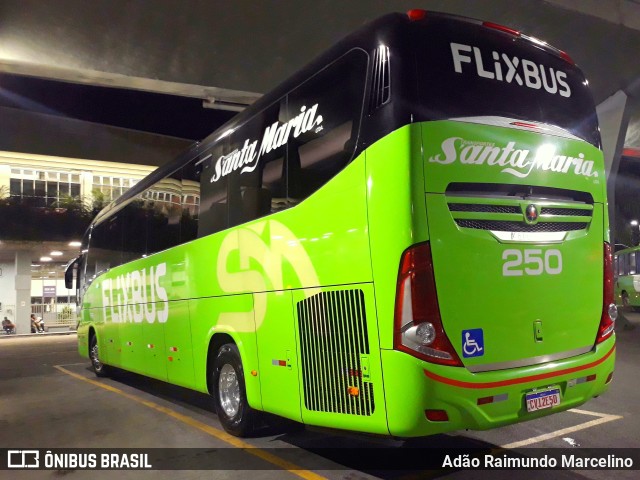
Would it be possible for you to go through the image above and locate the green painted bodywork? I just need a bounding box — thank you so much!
[614,245,640,307]
[77,119,613,437]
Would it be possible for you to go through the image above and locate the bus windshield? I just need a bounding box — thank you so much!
[411,14,600,147]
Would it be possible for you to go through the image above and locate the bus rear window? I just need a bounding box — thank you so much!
[412,18,600,147]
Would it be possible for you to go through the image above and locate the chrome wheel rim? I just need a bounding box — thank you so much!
[90,342,103,372]
[218,364,240,417]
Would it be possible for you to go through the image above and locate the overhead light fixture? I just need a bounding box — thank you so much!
[50,251,63,256]
[31,264,40,267]
[40,257,52,262]
[69,241,82,247]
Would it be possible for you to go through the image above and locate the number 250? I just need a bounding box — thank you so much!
[502,249,562,276]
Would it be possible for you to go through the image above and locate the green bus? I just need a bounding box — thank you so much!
[614,246,640,309]
[66,10,616,438]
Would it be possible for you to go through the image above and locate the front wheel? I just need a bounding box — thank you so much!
[89,334,110,377]
[211,343,259,437]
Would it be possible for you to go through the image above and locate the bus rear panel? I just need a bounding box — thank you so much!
[370,12,614,436]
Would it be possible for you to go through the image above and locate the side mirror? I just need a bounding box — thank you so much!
[64,256,81,290]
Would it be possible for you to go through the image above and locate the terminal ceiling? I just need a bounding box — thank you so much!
[2,0,640,152]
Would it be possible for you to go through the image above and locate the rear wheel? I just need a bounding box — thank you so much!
[89,334,110,377]
[211,343,259,437]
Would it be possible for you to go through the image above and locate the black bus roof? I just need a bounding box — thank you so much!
[93,10,593,226]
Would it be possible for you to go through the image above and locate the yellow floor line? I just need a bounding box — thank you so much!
[54,365,327,480]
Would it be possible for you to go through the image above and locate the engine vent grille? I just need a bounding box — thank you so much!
[297,289,374,416]
[541,207,592,217]
[448,203,520,214]
[455,220,588,232]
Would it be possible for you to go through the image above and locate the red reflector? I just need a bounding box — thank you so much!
[586,374,597,382]
[510,121,539,129]
[606,372,613,384]
[407,9,426,21]
[278,360,287,367]
[425,409,449,422]
[482,21,520,37]
[477,396,493,405]
[168,356,173,362]
[559,49,575,65]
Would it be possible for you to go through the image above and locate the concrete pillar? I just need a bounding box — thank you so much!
[81,171,93,204]
[14,250,32,334]
[597,90,631,245]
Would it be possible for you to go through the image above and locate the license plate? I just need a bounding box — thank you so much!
[525,388,561,413]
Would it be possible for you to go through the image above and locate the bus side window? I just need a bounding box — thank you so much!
[181,160,201,243]
[198,143,229,237]
[78,230,93,295]
[262,157,287,213]
[226,101,285,227]
[144,170,183,255]
[121,195,148,263]
[630,253,636,275]
[87,214,124,277]
[286,49,367,202]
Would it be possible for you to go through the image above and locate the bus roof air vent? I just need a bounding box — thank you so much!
[369,45,391,113]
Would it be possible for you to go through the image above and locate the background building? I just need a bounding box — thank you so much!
[3,0,640,332]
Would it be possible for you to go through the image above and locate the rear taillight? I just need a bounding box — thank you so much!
[394,243,462,366]
[407,9,427,21]
[597,242,617,344]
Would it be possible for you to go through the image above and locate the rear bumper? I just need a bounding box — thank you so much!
[381,336,615,437]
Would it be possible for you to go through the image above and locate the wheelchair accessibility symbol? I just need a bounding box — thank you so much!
[462,329,484,358]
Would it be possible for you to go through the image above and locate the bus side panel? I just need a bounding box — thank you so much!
[293,283,389,435]
[76,307,92,359]
[615,274,640,307]
[365,124,428,350]
[142,317,167,381]
[254,290,302,422]
[165,300,193,387]
[118,322,144,375]
[79,280,110,363]
[189,294,263,410]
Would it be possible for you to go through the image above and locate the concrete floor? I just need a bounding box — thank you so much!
[0,316,638,480]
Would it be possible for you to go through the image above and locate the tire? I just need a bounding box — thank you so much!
[89,334,110,377]
[211,343,259,437]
